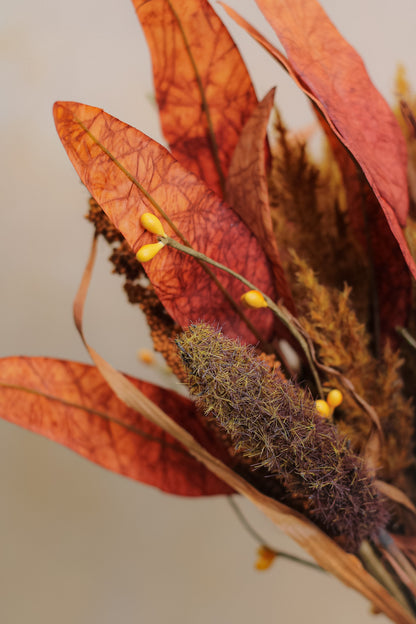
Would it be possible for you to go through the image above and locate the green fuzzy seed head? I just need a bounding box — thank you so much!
[176,323,388,553]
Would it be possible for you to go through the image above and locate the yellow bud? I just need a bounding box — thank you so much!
[136,241,165,262]
[315,399,331,419]
[240,290,268,309]
[255,546,276,571]
[140,212,166,237]
[327,389,343,408]
[395,63,409,98]
[137,348,155,365]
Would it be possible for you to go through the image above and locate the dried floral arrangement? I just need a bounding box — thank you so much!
[2,0,416,622]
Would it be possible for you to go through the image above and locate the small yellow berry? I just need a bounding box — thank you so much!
[327,389,343,408]
[137,348,155,365]
[140,212,167,237]
[255,545,276,571]
[136,241,165,262]
[240,290,268,309]
[315,399,331,419]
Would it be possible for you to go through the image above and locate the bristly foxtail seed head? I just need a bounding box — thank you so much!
[176,323,388,553]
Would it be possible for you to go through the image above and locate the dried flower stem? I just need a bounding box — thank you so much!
[162,235,323,395]
[227,496,323,572]
[359,540,414,615]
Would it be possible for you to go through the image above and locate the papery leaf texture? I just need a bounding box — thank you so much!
[53,101,276,344]
[225,88,295,312]
[0,357,233,496]
[254,0,408,220]
[133,0,258,197]
[222,1,416,280]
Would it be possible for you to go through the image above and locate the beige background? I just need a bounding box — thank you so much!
[1,1,415,622]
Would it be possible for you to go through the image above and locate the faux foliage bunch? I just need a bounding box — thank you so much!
[2,1,416,622]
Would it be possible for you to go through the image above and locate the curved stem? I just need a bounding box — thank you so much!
[74,116,270,350]
[227,496,323,572]
[162,235,323,395]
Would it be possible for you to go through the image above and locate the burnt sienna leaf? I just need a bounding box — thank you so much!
[133,0,258,197]
[0,357,233,496]
[225,88,295,313]
[221,1,416,280]
[255,0,409,222]
[53,101,276,344]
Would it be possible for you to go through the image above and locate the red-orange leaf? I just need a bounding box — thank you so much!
[222,1,416,281]
[254,0,408,223]
[53,101,276,344]
[225,88,295,313]
[0,357,233,496]
[133,0,258,197]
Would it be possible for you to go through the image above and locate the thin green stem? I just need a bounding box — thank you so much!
[227,496,323,572]
[162,235,323,395]
[74,116,269,349]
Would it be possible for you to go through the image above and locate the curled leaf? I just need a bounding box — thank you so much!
[226,89,295,312]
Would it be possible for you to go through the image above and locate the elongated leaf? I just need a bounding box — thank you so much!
[133,0,258,197]
[221,2,416,281]
[0,357,233,496]
[225,89,295,312]
[321,118,411,342]
[54,101,276,344]
[255,0,408,221]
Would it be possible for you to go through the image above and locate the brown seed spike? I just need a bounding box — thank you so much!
[176,323,388,553]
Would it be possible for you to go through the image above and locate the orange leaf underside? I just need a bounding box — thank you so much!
[133,0,258,197]
[53,101,276,344]
[222,1,416,281]
[0,357,233,496]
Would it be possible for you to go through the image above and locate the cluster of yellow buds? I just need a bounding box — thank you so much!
[315,389,343,419]
[136,213,167,262]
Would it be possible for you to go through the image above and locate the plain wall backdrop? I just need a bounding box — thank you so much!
[1,1,415,623]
